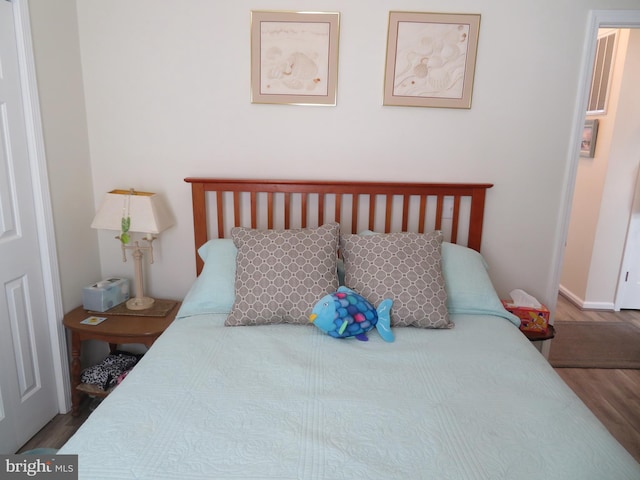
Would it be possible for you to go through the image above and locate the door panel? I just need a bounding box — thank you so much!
[616,171,640,310]
[0,0,58,453]
[0,106,17,239]
[6,277,40,400]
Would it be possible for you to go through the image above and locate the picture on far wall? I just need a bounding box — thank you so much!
[383,11,480,109]
[580,119,599,157]
[250,11,340,106]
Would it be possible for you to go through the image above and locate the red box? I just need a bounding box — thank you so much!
[501,301,550,334]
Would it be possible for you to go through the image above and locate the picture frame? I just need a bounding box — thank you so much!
[251,11,340,106]
[383,12,480,109]
[580,119,599,158]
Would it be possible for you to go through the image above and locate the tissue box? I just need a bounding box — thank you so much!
[501,301,550,334]
[83,278,130,312]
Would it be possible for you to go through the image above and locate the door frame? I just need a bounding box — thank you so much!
[545,9,640,356]
[11,0,70,412]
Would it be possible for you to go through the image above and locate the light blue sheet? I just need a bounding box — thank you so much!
[59,313,640,479]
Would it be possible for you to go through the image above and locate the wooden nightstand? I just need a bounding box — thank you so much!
[522,324,556,342]
[63,301,179,416]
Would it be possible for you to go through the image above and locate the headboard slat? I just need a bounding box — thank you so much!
[250,192,257,229]
[300,194,308,228]
[435,195,444,231]
[317,193,325,226]
[284,192,291,230]
[267,192,274,230]
[368,195,376,232]
[418,195,427,234]
[451,196,461,244]
[185,178,493,275]
[215,191,224,238]
[351,195,359,234]
[401,195,410,232]
[233,192,241,228]
[385,194,393,233]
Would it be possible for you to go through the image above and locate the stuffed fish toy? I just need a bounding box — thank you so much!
[309,286,394,342]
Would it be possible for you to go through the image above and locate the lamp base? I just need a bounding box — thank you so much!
[126,296,155,310]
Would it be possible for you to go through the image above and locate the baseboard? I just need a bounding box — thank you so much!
[558,285,615,311]
[583,301,616,310]
[558,285,584,307]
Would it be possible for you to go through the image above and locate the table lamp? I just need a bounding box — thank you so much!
[91,189,174,310]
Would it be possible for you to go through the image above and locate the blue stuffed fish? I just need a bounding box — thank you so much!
[309,286,394,342]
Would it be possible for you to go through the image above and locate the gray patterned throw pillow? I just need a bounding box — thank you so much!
[225,223,339,326]
[340,231,451,328]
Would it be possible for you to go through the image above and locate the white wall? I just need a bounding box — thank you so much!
[28,0,100,313]
[30,0,640,315]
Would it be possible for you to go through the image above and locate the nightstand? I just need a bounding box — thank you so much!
[63,301,179,416]
[522,324,556,342]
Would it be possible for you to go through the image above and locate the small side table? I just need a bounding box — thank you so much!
[522,324,556,342]
[63,301,179,416]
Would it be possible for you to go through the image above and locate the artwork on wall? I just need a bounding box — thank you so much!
[383,12,480,109]
[250,11,340,106]
[580,119,599,158]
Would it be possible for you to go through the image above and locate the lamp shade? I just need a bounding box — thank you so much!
[91,189,174,234]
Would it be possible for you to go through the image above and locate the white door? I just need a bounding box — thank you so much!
[616,169,640,310]
[0,0,59,453]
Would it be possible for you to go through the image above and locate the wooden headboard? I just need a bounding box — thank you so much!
[184,178,493,275]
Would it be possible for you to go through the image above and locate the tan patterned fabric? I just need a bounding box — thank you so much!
[340,231,451,328]
[225,223,339,326]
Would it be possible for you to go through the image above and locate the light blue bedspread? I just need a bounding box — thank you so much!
[59,313,640,479]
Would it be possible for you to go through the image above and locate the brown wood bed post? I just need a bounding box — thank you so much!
[467,186,488,252]
[191,182,207,275]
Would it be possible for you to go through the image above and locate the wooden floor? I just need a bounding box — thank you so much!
[17,295,640,465]
[555,368,640,462]
[553,294,640,463]
[555,293,640,327]
[17,398,91,453]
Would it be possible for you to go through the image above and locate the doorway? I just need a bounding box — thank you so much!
[549,10,640,318]
[560,26,640,311]
[543,10,640,359]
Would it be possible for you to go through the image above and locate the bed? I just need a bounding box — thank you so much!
[59,178,640,479]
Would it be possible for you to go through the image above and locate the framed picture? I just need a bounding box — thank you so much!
[580,119,599,157]
[251,11,340,106]
[383,12,480,109]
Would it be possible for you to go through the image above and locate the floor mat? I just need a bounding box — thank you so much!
[548,321,640,368]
